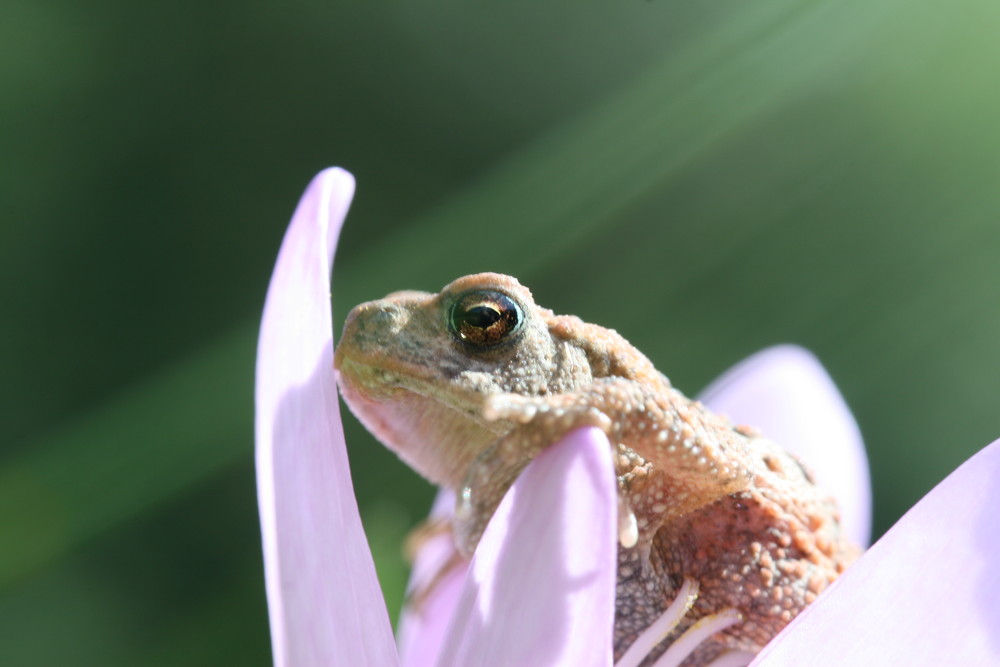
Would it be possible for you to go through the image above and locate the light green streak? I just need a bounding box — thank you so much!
[0,0,955,590]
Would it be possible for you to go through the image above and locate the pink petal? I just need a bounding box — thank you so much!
[436,428,618,667]
[397,490,469,667]
[699,345,871,546]
[753,438,1000,665]
[255,169,398,666]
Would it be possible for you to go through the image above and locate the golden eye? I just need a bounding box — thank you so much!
[449,290,523,347]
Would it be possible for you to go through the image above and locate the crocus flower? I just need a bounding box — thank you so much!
[256,168,1000,667]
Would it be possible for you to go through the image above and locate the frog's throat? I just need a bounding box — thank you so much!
[335,363,501,488]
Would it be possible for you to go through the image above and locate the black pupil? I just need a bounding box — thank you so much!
[450,291,521,346]
[464,305,502,328]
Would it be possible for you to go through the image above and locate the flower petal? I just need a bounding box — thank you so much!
[753,438,1000,665]
[698,345,871,546]
[397,490,468,667]
[255,169,398,666]
[436,427,618,667]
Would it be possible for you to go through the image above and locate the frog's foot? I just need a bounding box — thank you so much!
[402,516,468,613]
[403,516,452,562]
[616,578,745,667]
[403,548,467,613]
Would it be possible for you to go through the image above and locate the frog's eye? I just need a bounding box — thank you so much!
[449,290,523,347]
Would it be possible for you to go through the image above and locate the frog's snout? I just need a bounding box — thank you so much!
[337,301,407,360]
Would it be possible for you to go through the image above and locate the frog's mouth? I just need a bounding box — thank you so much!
[334,352,482,412]
[333,354,411,401]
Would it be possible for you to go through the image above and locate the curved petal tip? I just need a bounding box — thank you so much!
[255,169,398,667]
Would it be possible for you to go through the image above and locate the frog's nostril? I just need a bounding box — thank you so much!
[370,304,401,328]
[341,302,406,345]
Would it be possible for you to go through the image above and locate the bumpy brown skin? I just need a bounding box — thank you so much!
[334,273,859,665]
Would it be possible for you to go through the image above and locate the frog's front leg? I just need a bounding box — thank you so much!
[452,400,612,556]
[453,378,756,557]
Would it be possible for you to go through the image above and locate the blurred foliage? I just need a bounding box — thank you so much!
[3,0,1000,664]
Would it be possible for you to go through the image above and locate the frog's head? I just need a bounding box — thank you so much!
[335,272,590,488]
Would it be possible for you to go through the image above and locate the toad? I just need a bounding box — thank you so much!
[334,273,858,665]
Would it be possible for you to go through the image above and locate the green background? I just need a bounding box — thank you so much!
[3,1,999,664]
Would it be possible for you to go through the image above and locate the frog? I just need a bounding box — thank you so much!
[333,272,859,666]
